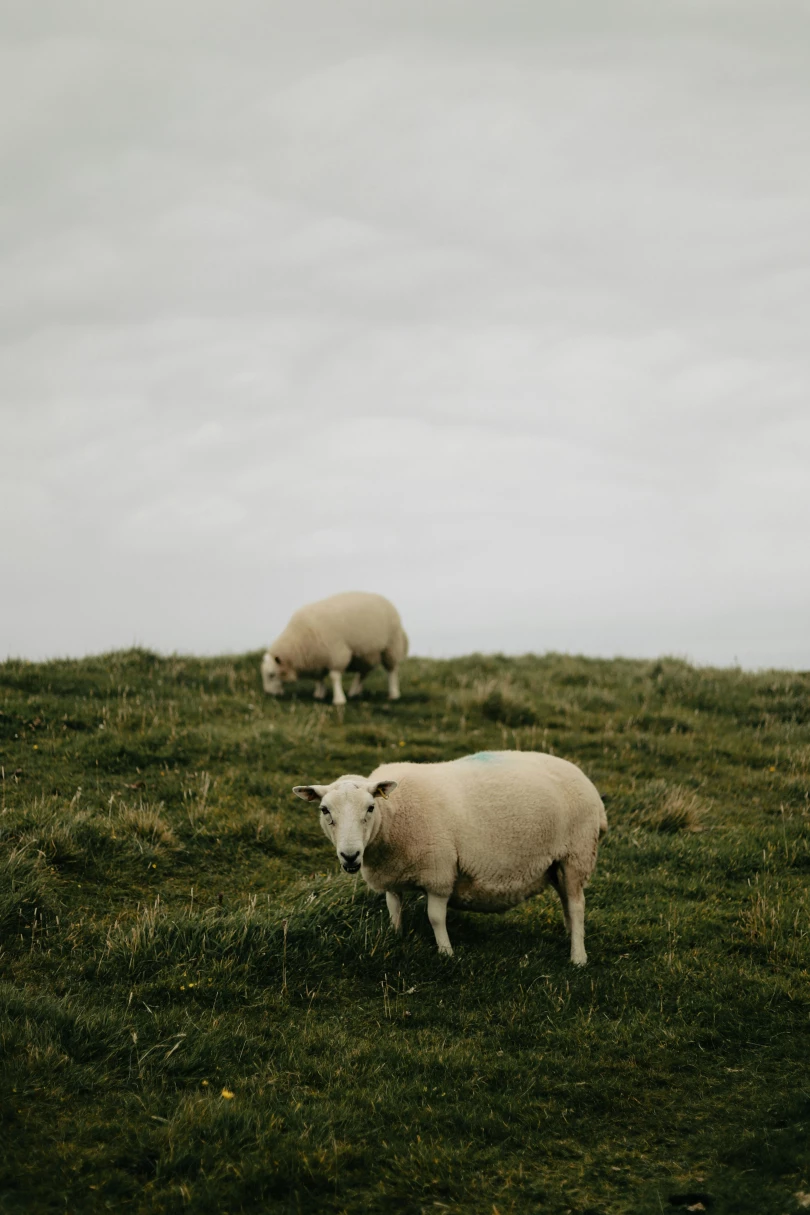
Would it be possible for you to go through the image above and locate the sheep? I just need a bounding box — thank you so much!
[261,591,408,706]
[293,750,607,964]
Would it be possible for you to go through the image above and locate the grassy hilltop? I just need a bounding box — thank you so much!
[1,650,809,1215]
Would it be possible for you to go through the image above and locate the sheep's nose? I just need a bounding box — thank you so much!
[340,851,361,871]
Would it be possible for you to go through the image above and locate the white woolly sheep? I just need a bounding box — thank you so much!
[293,750,608,964]
[261,591,408,706]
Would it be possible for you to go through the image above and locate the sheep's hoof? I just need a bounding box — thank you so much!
[438,945,454,957]
[571,954,587,967]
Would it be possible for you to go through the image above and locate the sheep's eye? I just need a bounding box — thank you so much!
[320,805,330,816]
[367,804,375,813]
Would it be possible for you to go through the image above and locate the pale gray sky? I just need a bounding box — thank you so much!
[2,1,809,668]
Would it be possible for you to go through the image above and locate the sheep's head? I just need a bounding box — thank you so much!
[260,651,295,695]
[292,777,398,872]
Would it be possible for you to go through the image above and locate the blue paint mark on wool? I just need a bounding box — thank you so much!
[465,751,501,762]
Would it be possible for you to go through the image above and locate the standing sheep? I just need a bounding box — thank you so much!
[293,750,607,964]
[261,591,408,706]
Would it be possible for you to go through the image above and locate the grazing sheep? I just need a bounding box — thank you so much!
[293,750,607,964]
[261,591,408,706]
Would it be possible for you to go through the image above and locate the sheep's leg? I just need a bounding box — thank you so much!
[387,667,401,700]
[426,893,453,956]
[562,865,587,966]
[313,680,326,700]
[347,673,364,698]
[547,862,571,935]
[386,891,403,934]
[329,670,347,707]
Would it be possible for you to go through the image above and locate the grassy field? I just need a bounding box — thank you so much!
[1,649,809,1215]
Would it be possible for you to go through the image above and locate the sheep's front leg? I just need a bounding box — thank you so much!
[387,668,401,700]
[347,673,364,698]
[313,680,326,700]
[426,893,453,956]
[329,670,347,706]
[386,891,403,934]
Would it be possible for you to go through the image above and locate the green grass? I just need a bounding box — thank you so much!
[1,648,809,1214]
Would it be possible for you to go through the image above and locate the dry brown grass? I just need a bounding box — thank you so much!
[447,676,540,727]
[632,780,707,833]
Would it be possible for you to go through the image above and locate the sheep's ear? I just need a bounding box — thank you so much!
[292,784,328,803]
[370,780,397,800]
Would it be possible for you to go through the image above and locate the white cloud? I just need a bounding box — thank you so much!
[1,1,809,666]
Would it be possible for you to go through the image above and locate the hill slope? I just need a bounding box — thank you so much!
[1,650,809,1214]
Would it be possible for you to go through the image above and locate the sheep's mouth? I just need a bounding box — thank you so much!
[342,862,361,874]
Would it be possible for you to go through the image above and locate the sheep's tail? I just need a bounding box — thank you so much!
[598,800,608,836]
[400,628,409,659]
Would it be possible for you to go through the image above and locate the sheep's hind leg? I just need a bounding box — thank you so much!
[561,864,587,966]
[547,862,571,935]
[382,647,401,700]
[386,891,403,934]
[347,673,364,698]
[329,670,347,706]
[426,892,453,956]
[313,680,326,700]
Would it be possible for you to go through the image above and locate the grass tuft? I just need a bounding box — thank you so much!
[117,802,178,854]
[0,845,58,940]
[449,675,541,727]
[632,780,707,833]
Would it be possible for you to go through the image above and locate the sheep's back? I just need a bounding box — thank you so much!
[297,592,402,653]
[372,752,604,874]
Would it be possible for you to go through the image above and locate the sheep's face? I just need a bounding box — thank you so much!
[292,778,398,873]
[261,652,293,694]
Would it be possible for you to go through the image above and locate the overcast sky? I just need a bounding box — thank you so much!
[2,0,809,669]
